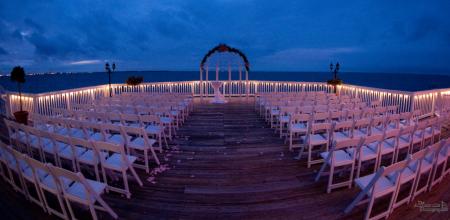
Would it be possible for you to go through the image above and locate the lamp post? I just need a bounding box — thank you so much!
[334,62,340,80]
[105,62,112,97]
[329,63,334,79]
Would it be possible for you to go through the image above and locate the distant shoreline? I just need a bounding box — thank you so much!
[1,70,450,77]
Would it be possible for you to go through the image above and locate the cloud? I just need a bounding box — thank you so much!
[68,60,102,65]
[0,0,449,73]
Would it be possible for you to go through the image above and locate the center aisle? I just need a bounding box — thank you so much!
[105,98,355,219]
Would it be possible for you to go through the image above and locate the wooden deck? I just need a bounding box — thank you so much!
[0,97,449,220]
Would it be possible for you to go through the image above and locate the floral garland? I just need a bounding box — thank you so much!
[200,43,250,72]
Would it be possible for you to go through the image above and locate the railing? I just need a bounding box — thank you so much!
[1,80,448,118]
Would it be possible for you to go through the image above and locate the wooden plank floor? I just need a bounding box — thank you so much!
[0,97,449,219]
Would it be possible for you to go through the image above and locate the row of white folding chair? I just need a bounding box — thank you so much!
[32,112,169,151]
[4,120,144,199]
[22,116,163,173]
[330,117,443,160]
[287,111,414,151]
[81,106,179,137]
[314,123,445,194]
[0,142,118,220]
[280,106,401,140]
[343,139,449,220]
[265,101,371,128]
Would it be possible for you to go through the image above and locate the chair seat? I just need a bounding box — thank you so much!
[55,127,70,136]
[369,141,395,154]
[355,173,395,197]
[29,136,41,149]
[103,154,137,171]
[70,129,86,139]
[125,123,140,128]
[412,131,423,143]
[280,116,290,123]
[78,150,106,165]
[145,125,163,134]
[271,109,280,115]
[42,175,73,192]
[23,167,48,182]
[353,129,368,138]
[371,127,384,136]
[291,123,307,132]
[107,134,125,145]
[424,127,433,138]
[347,146,377,161]
[437,153,447,164]
[398,137,410,149]
[43,142,68,154]
[59,146,87,159]
[66,179,106,201]
[303,134,328,146]
[408,159,433,174]
[388,167,416,184]
[129,137,156,150]
[89,132,104,141]
[320,150,353,166]
[160,117,172,124]
[333,132,351,142]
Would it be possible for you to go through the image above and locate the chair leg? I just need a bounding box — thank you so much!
[65,198,76,220]
[364,196,376,220]
[315,162,327,182]
[327,165,335,193]
[96,196,118,219]
[122,171,131,199]
[89,203,98,220]
[129,166,143,187]
[144,150,149,173]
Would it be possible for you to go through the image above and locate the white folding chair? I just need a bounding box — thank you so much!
[120,113,141,128]
[13,151,47,211]
[140,114,168,152]
[82,121,105,142]
[349,134,381,179]
[298,122,331,168]
[375,128,400,168]
[71,137,103,181]
[121,126,160,173]
[395,125,416,162]
[24,157,71,219]
[288,113,311,151]
[344,159,408,220]
[47,164,118,220]
[1,143,28,196]
[352,117,371,138]
[428,140,447,191]
[91,141,143,199]
[331,120,353,144]
[315,137,363,193]
[47,133,71,168]
[409,146,435,202]
[390,155,416,212]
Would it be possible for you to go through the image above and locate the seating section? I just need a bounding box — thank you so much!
[1,92,193,219]
[257,91,450,219]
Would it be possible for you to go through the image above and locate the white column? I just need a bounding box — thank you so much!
[199,67,203,98]
[205,66,209,97]
[228,64,232,97]
[239,65,242,96]
[245,70,249,97]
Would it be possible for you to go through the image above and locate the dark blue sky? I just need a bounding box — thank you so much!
[0,0,449,74]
